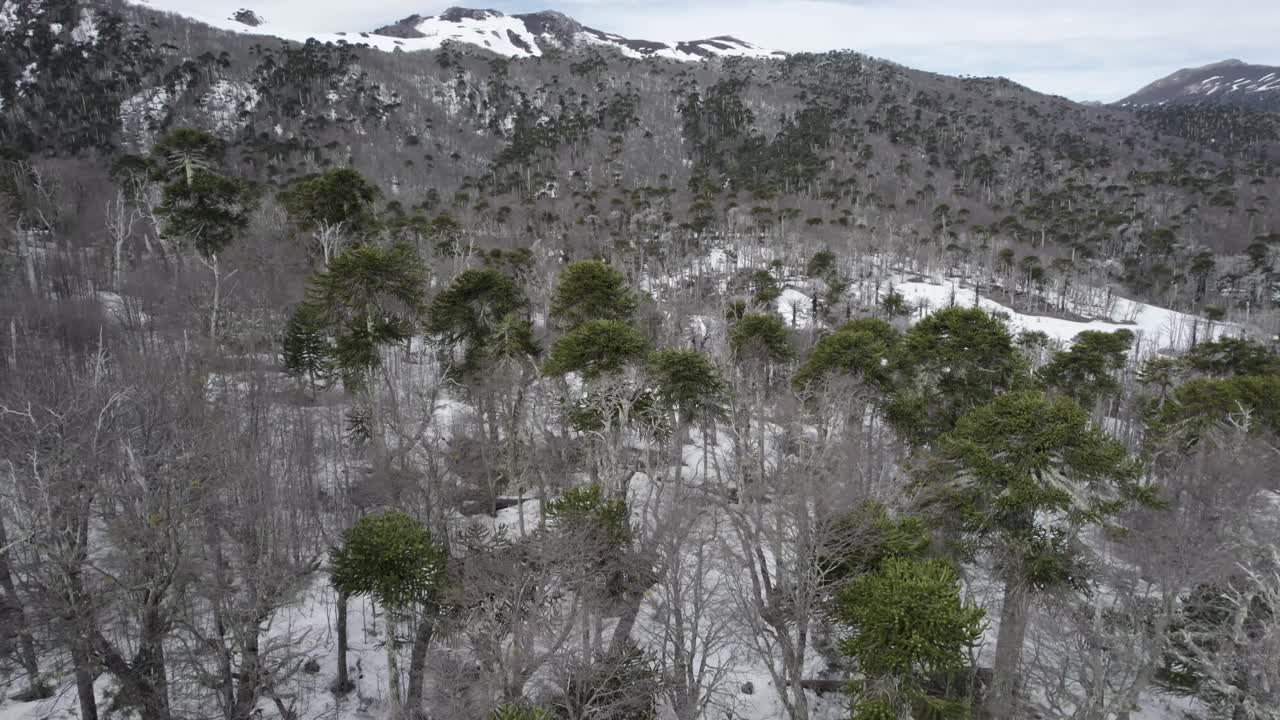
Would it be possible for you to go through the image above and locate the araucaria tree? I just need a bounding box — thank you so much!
[916,391,1148,720]
[836,557,985,720]
[279,167,381,266]
[886,307,1024,444]
[330,511,448,720]
[284,243,427,443]
[647,348,727,484]
[152,128,257,336]
[549,259,638,329]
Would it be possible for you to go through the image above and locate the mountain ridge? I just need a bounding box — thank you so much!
[191,3,783,61]
[1117,58,1280,111]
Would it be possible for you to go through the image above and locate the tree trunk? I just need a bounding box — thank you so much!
[333,588,353,694]
[0,516,41,693]
[209,254,221,338]
[384,612,402,720]
[138,607,172,720]
[72,643,99,720]
[405,614,435,715]
[987,580,1031,720]
[232,623,262,720]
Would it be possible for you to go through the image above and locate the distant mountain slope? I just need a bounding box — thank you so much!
[2,0,1278,313]
[1117,59,1280,111]
[170,4,780,61]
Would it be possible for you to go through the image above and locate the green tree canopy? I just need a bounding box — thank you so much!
[1185,336,1280,378]
[1149,375,1280,453]
[152,129,255,260]
[922,391,1144,576]
[544,320,648,380]
[647,348,727,424]
[820,501,931,588]
[886,307,1025,444]
[918,390,1146,720]
[299,243,428,390]
[793,318,899,394]
[157,172,256,258]
[330,511,448,610]
[152,127,225,184]
[728,312,793,365]
[282,300,334,391]
[545,484,631,554]
[550,260,638,329]
[836,558,984,720]
[279,167,380,235]
[1037,329,1134,407]
[425,266,533,378]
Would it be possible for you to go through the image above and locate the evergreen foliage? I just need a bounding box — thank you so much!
[544,320,648,379]
[886,307,1025,445]
[647,348,727,424]
[330,511,448,610]
[1149,375,1280,452]
[921,391,1145,583]
[550,260,638,329]
[836,558,984,720]
[279,167,381,235]
[425,266,534,378]
[1037,329,1134,406]
[1184,336,1280,378]
[300,243,428,391]
[729,312,793,365]
[793,318,899,394]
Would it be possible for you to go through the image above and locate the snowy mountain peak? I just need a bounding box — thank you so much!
[162,3,781,63]
[1116,58,1280,111]
[437,7,504,22]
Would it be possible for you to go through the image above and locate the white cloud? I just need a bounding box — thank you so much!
[136,0,1279,101]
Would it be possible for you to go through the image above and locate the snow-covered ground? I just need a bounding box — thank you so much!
[893,278,1232,356]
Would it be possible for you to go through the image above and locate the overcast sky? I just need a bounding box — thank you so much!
[142,0,1278,102]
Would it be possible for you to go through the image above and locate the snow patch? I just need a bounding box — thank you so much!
[119,87,172,149]
[70,7,98,44]
[893,279,1232,356]
[200,79,259,137]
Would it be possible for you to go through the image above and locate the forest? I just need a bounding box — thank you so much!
[2,2,1280,720]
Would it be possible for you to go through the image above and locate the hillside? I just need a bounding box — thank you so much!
[2,4,1280,720]
[3,0,1278,312]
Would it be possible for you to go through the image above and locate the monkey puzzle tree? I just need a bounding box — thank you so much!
[647,348,726,484]
[544,320,648,380]
[916,391,1148,720]
[331,512,447,720]
[550,260,637,330]
[792,318,899,399]
[152,128,256,337]
[836,558,984,720]
[286,243,427,443]
[279,168,381,266]
[886,307,1025,445]
[728,312,793,366]
[1037,329,1134,408]
[424,266,532,379]
[281,301,333,393]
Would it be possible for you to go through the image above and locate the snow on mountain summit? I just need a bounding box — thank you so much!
[1116,58,1280,111]
[166,4,781,62]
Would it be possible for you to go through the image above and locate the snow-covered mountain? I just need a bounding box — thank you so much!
[1116,59,1280,111]
[172,4,781,61]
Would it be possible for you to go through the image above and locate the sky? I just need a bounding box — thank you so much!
[139,0,1280,102]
